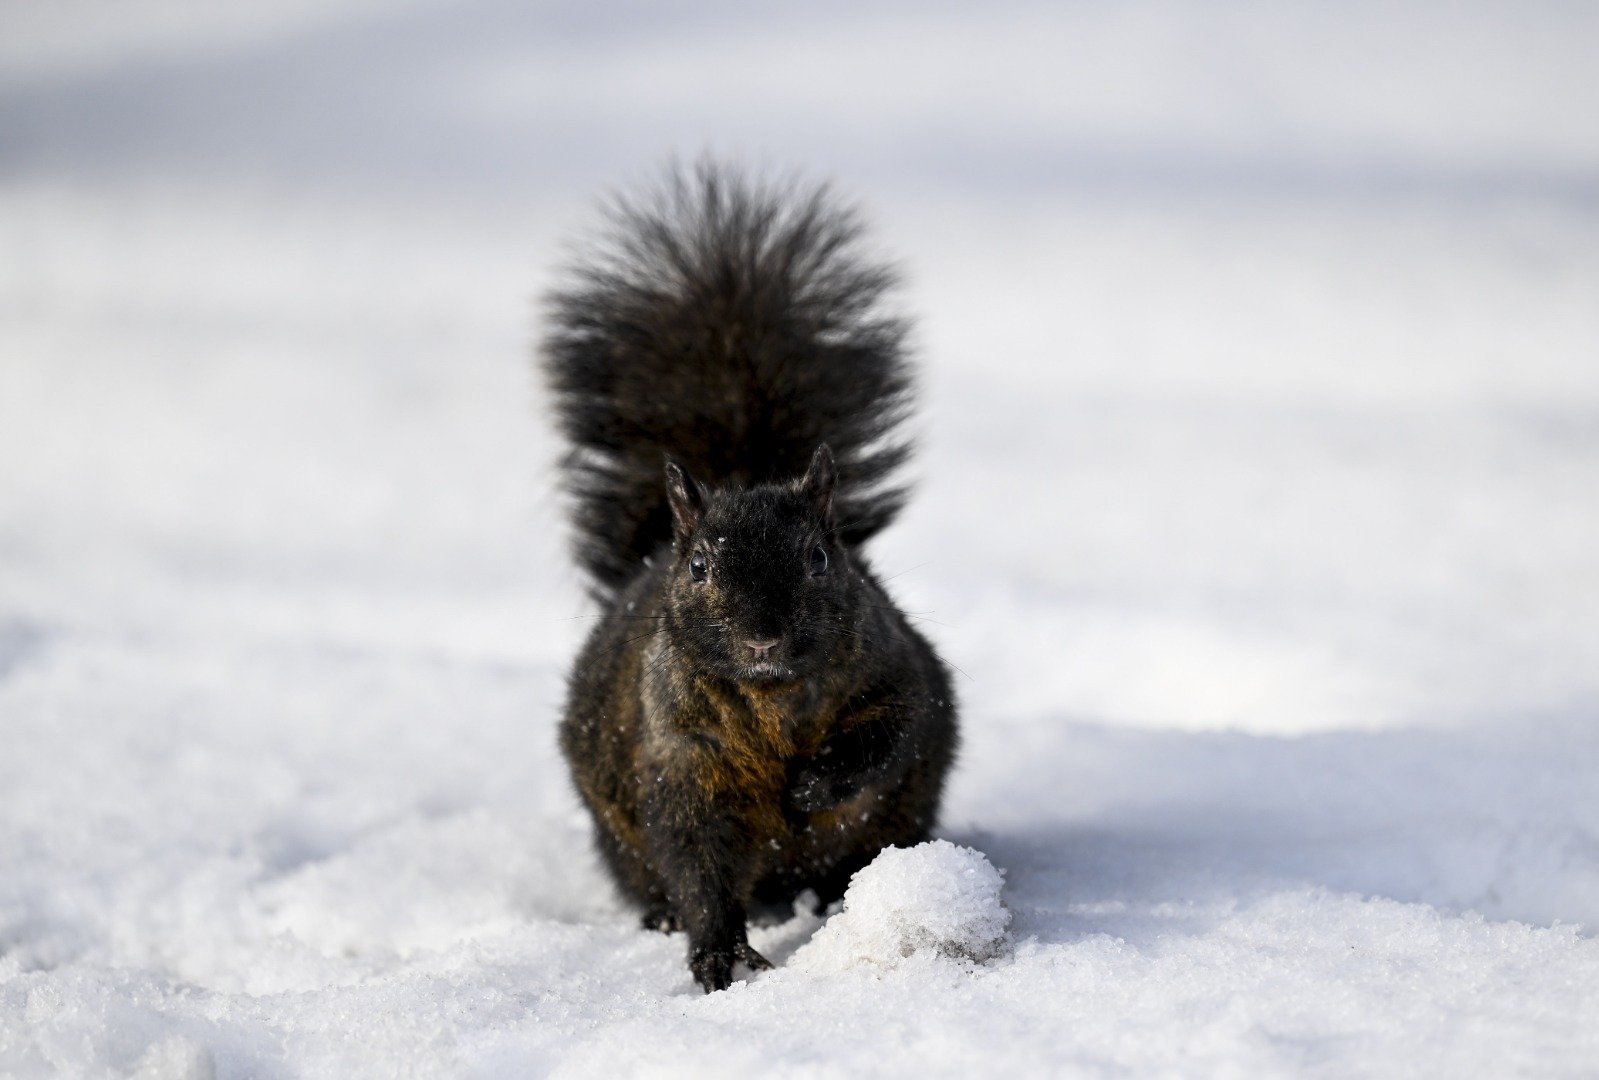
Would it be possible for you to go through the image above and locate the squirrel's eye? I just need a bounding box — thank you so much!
[688,552,709,582]
[808,545,829,576]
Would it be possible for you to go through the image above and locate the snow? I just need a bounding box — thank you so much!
[793,842,1011,971]
[4,1,1599,1076]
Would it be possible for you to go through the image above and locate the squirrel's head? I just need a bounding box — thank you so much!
[661,444,860,685]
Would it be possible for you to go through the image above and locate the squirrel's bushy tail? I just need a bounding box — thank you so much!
[542,161,915,598]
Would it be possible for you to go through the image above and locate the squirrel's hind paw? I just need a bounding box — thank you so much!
[642,906,682,934]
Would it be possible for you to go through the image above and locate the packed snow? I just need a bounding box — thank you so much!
[792,842,1011,972]
[3,1,1599,1076]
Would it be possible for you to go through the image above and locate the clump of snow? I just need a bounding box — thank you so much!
[794,841,1010,972]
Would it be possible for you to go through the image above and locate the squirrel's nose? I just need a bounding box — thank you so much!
[743,638,780,655]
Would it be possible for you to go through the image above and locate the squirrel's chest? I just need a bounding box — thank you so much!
[678,684,831,803]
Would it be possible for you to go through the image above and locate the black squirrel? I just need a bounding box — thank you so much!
[541,162,958,993]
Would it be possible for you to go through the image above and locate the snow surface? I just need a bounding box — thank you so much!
[3,1,1599,1076]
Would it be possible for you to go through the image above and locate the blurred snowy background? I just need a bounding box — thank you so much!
[2,1,1597,1075]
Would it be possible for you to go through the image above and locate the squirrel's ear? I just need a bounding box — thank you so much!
[664,459,704,543]
[800,443,837,523]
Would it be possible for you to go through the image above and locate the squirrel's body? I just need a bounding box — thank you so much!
[543,164,957,993]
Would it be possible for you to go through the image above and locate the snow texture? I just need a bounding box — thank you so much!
[4,1,1599,1077]
[793,842,1011,972]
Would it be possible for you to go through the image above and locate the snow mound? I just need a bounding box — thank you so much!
[794,841,1010,972]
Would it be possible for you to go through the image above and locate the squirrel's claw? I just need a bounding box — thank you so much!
[737,942,773,971]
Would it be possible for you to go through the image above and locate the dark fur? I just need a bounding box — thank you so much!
[543,162,914,601]
[542,163,957,993]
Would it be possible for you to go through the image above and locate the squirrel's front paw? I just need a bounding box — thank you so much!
[690,946,734,993]
[789,766,856,813]
[689,941,773,993]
